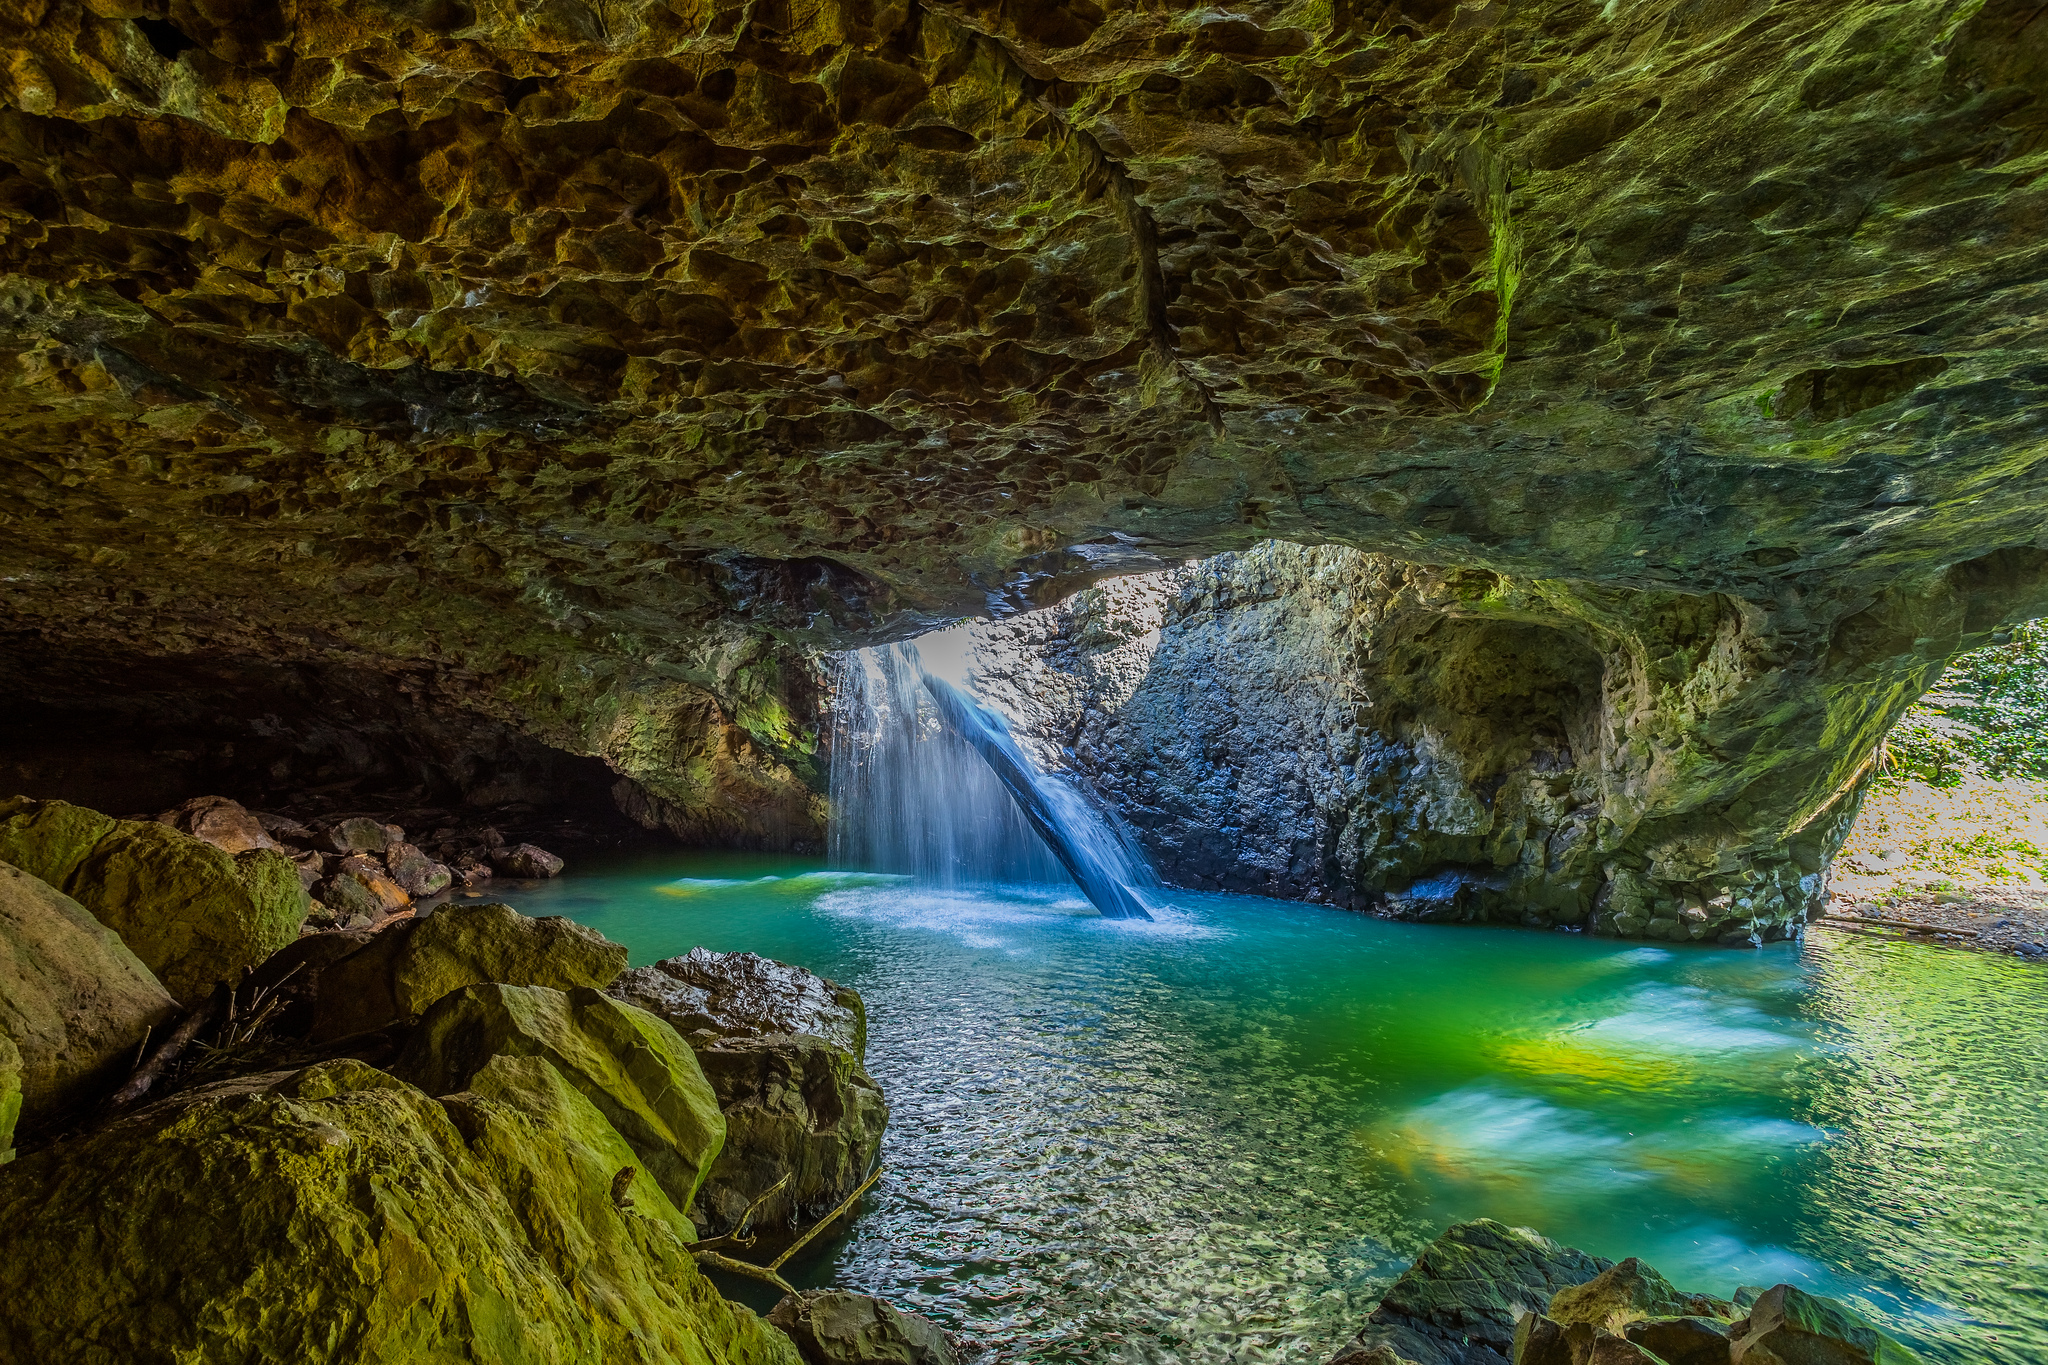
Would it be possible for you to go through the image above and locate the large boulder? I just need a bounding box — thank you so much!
[0,798,308,1002]
[251,900,630,1043]
[1329,1220,1611,1365]
[768,1291,956,1365]
[0,860,178,1140]
[610,949,887,1235]
[0,1057,801,1365]
[394,982,726,1215]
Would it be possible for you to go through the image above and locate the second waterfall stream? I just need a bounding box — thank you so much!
[826,627,1156,919]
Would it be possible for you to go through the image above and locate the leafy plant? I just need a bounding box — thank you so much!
[1880,621,2048,787]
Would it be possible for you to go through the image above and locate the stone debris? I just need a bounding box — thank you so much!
[1331,1222,1922,1365]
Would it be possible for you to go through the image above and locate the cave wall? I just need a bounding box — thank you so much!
[1,2,2047,860]
[966,542,2048,940]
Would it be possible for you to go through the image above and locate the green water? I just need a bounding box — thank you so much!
[492,854,2048,1365]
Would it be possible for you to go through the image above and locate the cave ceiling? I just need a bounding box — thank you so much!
[1,0,2046,788]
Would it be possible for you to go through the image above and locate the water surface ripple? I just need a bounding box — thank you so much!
[500,856,2048,1365]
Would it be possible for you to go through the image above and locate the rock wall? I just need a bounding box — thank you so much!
[967,541,2048,940]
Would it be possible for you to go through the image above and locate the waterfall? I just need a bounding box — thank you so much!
[827,634,1156,919]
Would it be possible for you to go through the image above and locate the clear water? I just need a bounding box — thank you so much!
[492,855,2048,1365]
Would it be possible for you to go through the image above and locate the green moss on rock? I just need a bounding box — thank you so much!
[0,1057,800,1365]
[395,983,726,1216]
[0,798,308,1002]
[0,859,176,1137]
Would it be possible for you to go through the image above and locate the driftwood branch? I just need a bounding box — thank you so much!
[769,1164,884,1272]
[1819,914,1979,938]
[692,1165,884,1290]
[103,988,223,1114]
[692,1173,792,1254]
[691,1249,796,1296]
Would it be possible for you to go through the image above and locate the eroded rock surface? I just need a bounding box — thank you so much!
[769,1290,957,1365]
[2,2,2046,853]
[610,948,886,1235]
[0,860,177,1139]
[966,540,2048,934]
[0,1056,799,1365]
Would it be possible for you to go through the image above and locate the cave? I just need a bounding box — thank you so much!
[3,1,2047,1362]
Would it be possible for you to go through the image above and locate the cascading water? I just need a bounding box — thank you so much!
[827,629,1155,918]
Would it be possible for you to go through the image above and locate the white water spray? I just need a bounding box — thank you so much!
[827,630,1156,918]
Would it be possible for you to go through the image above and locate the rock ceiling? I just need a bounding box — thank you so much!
[2,0,2046,832]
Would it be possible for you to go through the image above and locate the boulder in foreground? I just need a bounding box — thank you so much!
[0,1056,799,1365]
[0,859,177,1140]
[395,981,726,1214]
[769,1290,956,1365]
[0,797,307,1002]
[610,948,886,1236]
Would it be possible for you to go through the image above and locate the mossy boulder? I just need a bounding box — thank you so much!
[0,1034,20,1161]
[611,950,886,1236]
[0,1057,801,1365]
[395,983,725,1215]
[252,901,630,1043]
[0,798,308,1002]
[1731,1285,1922,1365]
[0,859,177,1140]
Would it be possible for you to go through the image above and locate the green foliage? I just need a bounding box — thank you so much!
[1882,621,2048,787]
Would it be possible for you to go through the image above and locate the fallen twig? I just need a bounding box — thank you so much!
[1820,914,1979,937]
[693,1173,792,1254]
[103,988,223,1114]
[691,1248,796,1296]
[768,1164,884,1272]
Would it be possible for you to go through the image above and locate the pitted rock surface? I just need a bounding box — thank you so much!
[2,3,2048,843]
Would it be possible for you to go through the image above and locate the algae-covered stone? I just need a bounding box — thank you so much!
[1548,1258,1730,1332]
[0,1034,20,1160]
[396,982,725,1214]
[0,798,308,1002]
[1329,1219,1611,1365]
[0,1057,800,1365]
[1731,1285,1922,1365]
[612,949,886,1236]
[0,859,176,1135]
[290,900,629,1042]
[768,1290,957,1365]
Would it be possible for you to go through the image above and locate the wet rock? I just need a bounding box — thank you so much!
[327,854,412,920]
[317,816,393,855]
[1548,1259,1731,1332]
[0,860,177,1138]
[492,842,566,878]
[385,841,453,898]
[311,871,385,926]
[0,797,308,1002]
[154,796,279,856]
[1730,1284,1921,1365]
[395,982,725,1213]
[254,899,628,1042]
[768,1290,956,1365]
[0,1057,800,1365]
[1328,1219,1611,1365]
[1623,1315,1740,1365]
[610,949,885,1235]
[286,848,325,890]
[252,811,314,843]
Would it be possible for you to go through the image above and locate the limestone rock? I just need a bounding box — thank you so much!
[257,899,629,1042]
[0,1034,19,1161]
[1329,1219,1611,1365]
[0,859,177,1137]
[768,1290,956,1365]
[0,1057,800,1365]
[1730,1285,1922,1365]
[1623,1316,1741,1365]
[611,949,886,1235]
[1548,1259,1731,1332]
[492,842,566,878]
[386,841,453,897]
[0,797,308,1002]
[317,816,393,855]
[153,795,279,856]
[395,982,726,1214]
